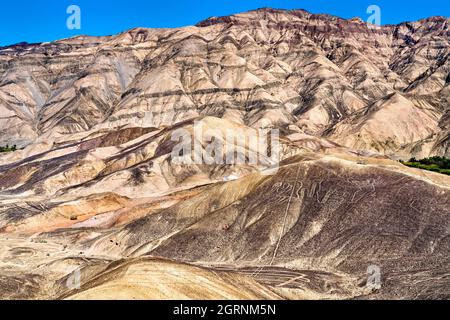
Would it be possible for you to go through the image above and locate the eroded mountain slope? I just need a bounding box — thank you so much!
[1,8,449,158]
[0,8,449,300]
[0,146,449,299]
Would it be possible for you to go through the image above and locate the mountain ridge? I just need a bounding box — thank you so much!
[1,7,448,49]
[0,8,449,300]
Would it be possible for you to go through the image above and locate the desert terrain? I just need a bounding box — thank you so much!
[0,8,449,299]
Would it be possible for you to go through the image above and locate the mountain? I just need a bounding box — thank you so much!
[1,8,449,158]
[0,8,449,300]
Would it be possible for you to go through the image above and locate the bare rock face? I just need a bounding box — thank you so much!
[0,8,449,300]
[0,8,448,157]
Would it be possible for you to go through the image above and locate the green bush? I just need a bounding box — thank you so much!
[401,156,450,176]
[0,144,17,153]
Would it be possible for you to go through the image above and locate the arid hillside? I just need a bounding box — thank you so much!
[0,8,449,158]
[0,8,449,300]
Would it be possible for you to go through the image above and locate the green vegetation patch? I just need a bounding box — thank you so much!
[400,156,450,176]
[0,144,17,153]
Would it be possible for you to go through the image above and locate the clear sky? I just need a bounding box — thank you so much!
[1,0,449,46]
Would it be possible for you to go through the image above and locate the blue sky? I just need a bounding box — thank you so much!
[1,0,449,46]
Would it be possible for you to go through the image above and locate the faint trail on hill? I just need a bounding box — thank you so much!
[270,165,301,266]
[251,165,302,279]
